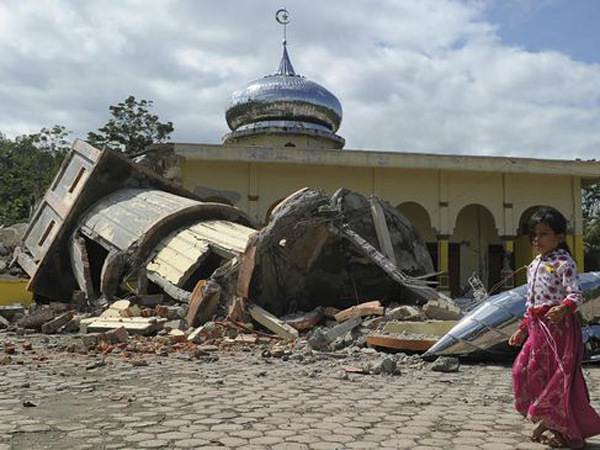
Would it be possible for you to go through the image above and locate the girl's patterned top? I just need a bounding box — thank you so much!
[526,248,582,311]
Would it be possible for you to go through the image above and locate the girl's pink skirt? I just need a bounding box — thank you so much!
[513,307,600,448]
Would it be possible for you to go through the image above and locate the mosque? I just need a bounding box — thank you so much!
[155,10,600,297]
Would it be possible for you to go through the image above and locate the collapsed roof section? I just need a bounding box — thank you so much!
[16,139,255,303]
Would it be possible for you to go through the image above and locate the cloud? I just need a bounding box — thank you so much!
[0,0,599,159]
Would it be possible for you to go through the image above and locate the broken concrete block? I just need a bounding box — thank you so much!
[431,356,460,373]
[61,317,81,333]
[168,329,187,343]
[368,357,399,375]
[386,305,422,321]
[188,321,222,344]
[382,320,458,337]
[249,304,299,341]
[325,316,362,343]
[0,305,26,321]
[282,307,324,331]
[104,326,129,344]
[362,316,389,330]
[307,328,331,351]
[119,305,142,318]
[334,301,384,323]
[17,308,55,331]
[80,317,165,335]
[163,319,187,332]
[422,300,463,321]
[41,311,74,334]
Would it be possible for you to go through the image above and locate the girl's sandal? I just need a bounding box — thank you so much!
[530,423,548,442]
[538,431,567,448]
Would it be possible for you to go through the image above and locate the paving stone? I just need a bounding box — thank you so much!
[174,438,211,448]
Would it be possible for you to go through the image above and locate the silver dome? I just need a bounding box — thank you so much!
[225,44,343,134]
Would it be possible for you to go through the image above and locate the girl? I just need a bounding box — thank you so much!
[510,207,600,448]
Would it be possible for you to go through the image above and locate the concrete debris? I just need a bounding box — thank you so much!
[386,305,423,321]
[325,316,362,343]
[40,311,74,334]
[367,356,399,375]
[80,317,164,335]
[248,304,299,341]
[422,299,463,321]
[382,320,458,337]
[431,356,460,373]
[187,321,222,344]
[306,327,331,351]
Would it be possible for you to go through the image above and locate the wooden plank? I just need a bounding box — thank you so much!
[334,300,384,323]
[366,334,438,352]
[369,198,396,265]
[248,304,299,341]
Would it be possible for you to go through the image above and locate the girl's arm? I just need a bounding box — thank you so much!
[560,259,583,313]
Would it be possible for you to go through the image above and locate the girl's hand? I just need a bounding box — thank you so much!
[545,305,568,324]
[509,329,526,346]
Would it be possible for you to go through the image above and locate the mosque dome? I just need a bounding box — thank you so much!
[223,40,345,149]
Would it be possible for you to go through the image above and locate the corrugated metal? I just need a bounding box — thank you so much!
[146,220,255,286]
[79,188,201,252]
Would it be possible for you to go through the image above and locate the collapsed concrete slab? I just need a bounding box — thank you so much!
[227,187,443,318]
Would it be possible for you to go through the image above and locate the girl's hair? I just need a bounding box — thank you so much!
[528,206,572,255]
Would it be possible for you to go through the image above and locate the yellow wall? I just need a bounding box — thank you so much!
[180,158,584,288]
[0,278,33,306]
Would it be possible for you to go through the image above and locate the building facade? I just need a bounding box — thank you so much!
[154,21,600,297]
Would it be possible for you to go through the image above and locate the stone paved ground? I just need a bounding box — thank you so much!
[2,332,600,450]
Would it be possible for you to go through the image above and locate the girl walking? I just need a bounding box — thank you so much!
[510,207,600,448]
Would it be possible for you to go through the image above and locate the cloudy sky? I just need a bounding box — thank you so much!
[1,0,599,159]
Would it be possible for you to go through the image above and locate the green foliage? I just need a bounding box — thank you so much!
[0,126,69,226]
[583,182,600,269]
[87,96,174,155]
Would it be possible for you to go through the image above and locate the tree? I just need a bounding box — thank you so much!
[583,182,600,269]
[87,96,174,156]
[0,126,70,225]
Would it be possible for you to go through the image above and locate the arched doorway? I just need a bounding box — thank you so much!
[397,202,437,270]
[451,204,502,296]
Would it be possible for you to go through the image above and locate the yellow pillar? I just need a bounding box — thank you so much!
[500,237,515,290]
[437,236,449,292]
[566,235,585,272]
[514,235,533,286]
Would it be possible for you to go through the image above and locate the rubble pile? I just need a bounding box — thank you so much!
[6,139,540,374]
[1,290,466,376]
[0,223,27,278]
